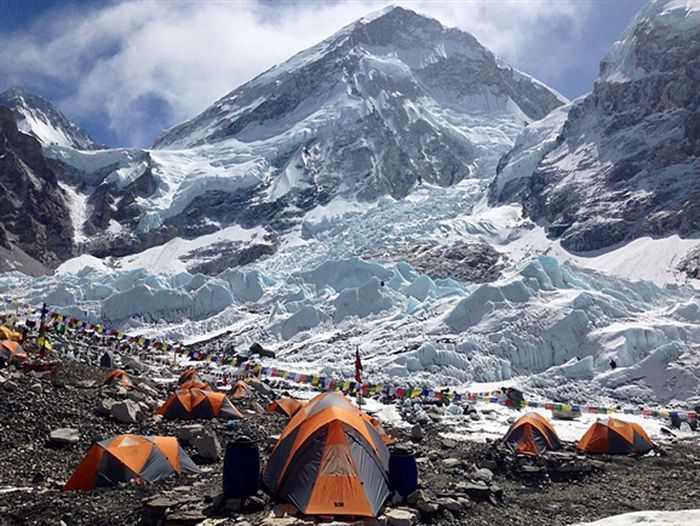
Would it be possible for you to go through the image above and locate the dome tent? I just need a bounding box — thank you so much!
[577,418,654,455]
[263,391,390,518]
[63,434,199,491]
[502,412,561,456]
[156,388,243,420]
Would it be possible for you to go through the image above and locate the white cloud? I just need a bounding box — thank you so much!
[0,0,592,147]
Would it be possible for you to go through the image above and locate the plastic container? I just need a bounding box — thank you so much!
[388,447,418,497]
[222,436,260,499]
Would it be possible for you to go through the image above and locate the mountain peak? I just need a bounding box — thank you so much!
[0,87,103,150]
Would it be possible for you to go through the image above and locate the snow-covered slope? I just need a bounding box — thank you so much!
[0,88,102,150]
[3,7,565,270]
[492,0,700,253]
[154,6,565,202]
[3,173,699,408]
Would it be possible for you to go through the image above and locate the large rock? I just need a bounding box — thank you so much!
[111,399,141,423]
[410,425,424,443]
[175,424,204,444]
[192,432,221,462]
[95,398,116,416]
[49,428,80,445]
[385,507,418,526]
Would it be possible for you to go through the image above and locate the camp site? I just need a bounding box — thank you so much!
[0,307,697,525]
[1,0,700,524]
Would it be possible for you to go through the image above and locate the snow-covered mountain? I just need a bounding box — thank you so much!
[154,7,565,206]
[11,6,565,269]
[491,0,700,252]
[0,87,103,150]
[1,2,698,412]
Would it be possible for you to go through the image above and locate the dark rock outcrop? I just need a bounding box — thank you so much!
[0,106,73,268]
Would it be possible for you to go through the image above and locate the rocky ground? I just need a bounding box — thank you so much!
[0,338,698,526]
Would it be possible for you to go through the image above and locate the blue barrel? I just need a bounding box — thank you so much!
[389,447,418,497]
[223,437,260,499]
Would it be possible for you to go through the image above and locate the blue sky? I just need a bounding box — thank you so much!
[0,0,647,148]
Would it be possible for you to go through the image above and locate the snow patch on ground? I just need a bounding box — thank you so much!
[569,509,700,526]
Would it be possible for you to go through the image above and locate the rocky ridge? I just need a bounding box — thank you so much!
[491,1,700,252]
[0,106,74,271]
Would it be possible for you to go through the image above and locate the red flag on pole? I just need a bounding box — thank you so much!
[354,347,363,382]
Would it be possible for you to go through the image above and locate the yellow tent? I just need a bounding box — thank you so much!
[0,326,22,341]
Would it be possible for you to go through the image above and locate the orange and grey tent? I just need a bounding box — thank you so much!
[266,398,306,418]
[156,388,243,420]
[503,412,561,456]
[361,412,394,446]
[180,378,210,390]
[0,326,22,341]
[178,368,200,385]
[103,369,133,389]
[0,340,27,362]
[231,380,253,400]
[263,391,390,517]
[63,434,200,491]
[577,418,654,455]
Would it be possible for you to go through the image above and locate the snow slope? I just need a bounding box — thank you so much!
[0,88,102,150]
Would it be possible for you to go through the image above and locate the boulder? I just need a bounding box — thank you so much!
[111,399,141,423]
[96,398,115,416]
[406,489,426,506]
[193,432,221,462]
[416,500,439,517]
[175,424,204,444]
[471,467,493,483]
[442,458,461,468]
[410,425,424,443]
[385,508,418,526]
[30,382,42,394]
[3,380,18,392]
[49,428,80,445]
[439,497,463,512]
[440,438,457,448]
[75,380,96,389]
[164,509,207,526]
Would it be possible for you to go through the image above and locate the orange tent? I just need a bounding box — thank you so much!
[231,380,253,400]
[156,388,243,420]
[180,378,210,391]
[577,418,654,455]
[266,397,306,418]
[178,368,200,385]
[503,412,561,456]
[263,391,390,517]
[0,326,22,341]
[361,412,395,446]
[0,340,27,362]
[63,434,200,491]
[103,369,133,389]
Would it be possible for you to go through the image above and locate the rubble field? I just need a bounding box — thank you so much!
[0,348,698,526]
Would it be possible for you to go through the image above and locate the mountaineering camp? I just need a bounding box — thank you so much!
[1,0,700,524]
[0,300,698,525]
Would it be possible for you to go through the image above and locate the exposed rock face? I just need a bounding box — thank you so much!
[491,1,700,252]
[0,106,74,268]
[369,242,504,283]
[678,245,700,280]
